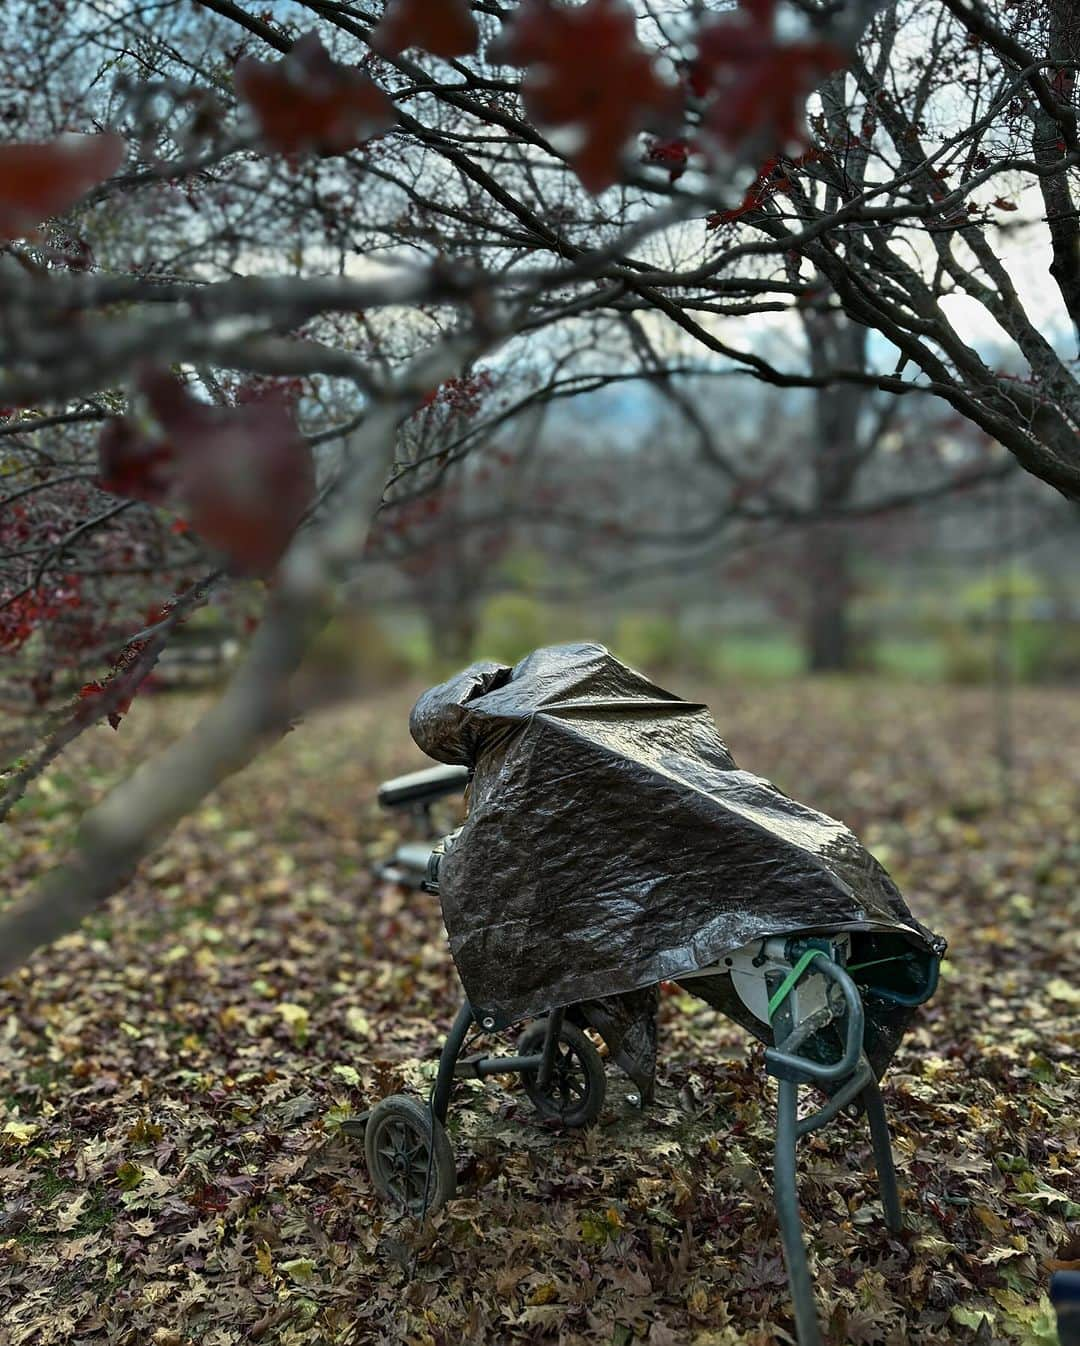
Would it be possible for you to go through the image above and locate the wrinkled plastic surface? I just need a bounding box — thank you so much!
[412,643,944,1091]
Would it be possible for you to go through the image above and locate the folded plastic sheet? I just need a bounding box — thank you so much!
[411,643,944,1091]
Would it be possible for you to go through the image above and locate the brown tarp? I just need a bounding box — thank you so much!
[412,644,944,1095]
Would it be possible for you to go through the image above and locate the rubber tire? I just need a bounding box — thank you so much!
[517,1019,606,1127]
[363,1094,456,1215]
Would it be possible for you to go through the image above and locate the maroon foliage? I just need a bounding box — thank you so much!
[0,133,124,239]
[372,0,479,59]
[492,0,680,194]
[98,370,315,577]
[692,0,842,158]
[0,576,83,653]
[234,32,395,157]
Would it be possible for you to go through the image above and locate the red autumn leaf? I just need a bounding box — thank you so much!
[98,416,175,505]
[234,32,395,157]
[706,156,792,227]
[97,369,316,577]
[991,196,1018,211]
[372,0,479,59]
[692,0,843,159]
[644,136,690,182]
[0,579,82,652]
[0,133,125,240]
[77,680,132,730]
[492,0,680,194]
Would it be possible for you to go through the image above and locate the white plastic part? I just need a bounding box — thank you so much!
[679,934,851,1026]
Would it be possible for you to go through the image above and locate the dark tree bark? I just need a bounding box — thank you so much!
[428,602,478,665]
[1034,0,1080,347]
[802,314,869,672]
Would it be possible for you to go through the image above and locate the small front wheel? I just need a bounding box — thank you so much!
[518,1020,606,1127]
[363,1094,456,1215]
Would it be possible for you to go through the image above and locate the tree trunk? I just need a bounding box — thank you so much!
[805,522,853,673]
[802,314,869,673]
[429,602,477,665]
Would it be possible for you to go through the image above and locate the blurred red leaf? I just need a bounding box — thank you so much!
[706,155,792,227]
[235,32,395,157]
[98,370,316,577]
[645,137,690,182]
[492,0,680,194]
[98,417,176,505]
[0,133,124,240]
[693,0,843,158]
[77,679,132,730]
[372,0,479,59]
[991,196,1018,211]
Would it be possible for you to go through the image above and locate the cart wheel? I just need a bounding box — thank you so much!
[363,1094,456,1215]
[518,1020,606,1127]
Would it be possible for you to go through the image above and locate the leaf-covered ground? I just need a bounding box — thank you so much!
[0,679,1077,1346]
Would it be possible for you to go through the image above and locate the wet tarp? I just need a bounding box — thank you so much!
[411,643,944,1093]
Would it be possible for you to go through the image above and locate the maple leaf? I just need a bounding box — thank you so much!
[235,32,395,157]
[644,137,690,182]
[372,0,479,59]
[97,369,315,577]
[98,417,175,505]
[692,0,843,160]
[492,0,680,194]
[707,156,792,227]
[0,133,124,240]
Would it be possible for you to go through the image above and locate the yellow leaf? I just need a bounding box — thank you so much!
[277,1003,310,1040]
[281,1256,316,1284]
[973,1204,1009,1236]
[688,1286,709,1316]
[3,1121,39,1145]
[256,1242,274,1279]
[218,1006,251,1032]
[528,1283,558,1306]
[1046,977,1080,1006]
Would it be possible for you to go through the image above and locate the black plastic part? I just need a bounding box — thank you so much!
[433,1001,474,1126]
[517,1018,606,1126]
[377,763,469,809]
[363,1094,456,1214]
[1052,1273,1080,1346]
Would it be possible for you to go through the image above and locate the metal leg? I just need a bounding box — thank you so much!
[775,1079,824,1346]
[861,1075,902,1234]
[432,1001,474,1125]
[535,1006,565,1091]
